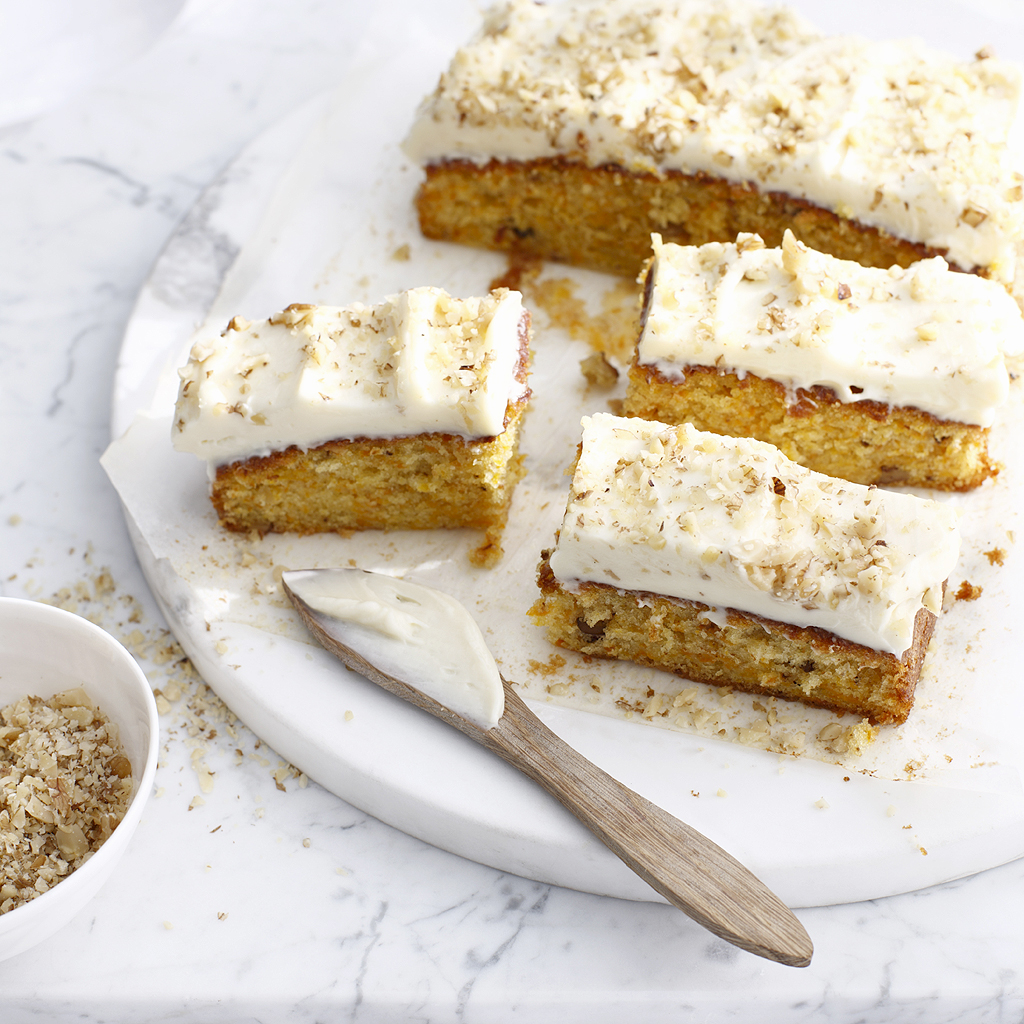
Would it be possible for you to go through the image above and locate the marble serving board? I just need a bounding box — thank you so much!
[102,32,1024,909]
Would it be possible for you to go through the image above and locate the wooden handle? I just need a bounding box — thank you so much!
[481,681,812,968]
[289,595,812,967]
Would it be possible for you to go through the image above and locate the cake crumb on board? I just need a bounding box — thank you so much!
[490,254,640,361]
[29,566,309,816]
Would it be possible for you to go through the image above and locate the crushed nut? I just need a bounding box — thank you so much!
[0,690,132,914]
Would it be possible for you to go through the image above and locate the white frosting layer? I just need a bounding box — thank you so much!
[548,414,961,657]
[404,0,1024,285]
[637,233,1024,427]
[284,569,504,729]
[172,287,528,466]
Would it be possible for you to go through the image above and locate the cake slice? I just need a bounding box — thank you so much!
[405,0,1024,306]
[624,232,1024,491]
[172,287,531,566]
[530,413,960,725]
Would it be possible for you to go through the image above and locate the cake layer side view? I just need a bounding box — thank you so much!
[405,0,1024,303]
[529,414,961,725]
[624,232,1024,491]
[172,287,531,566]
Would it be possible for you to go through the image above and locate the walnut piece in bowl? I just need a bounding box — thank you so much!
[0,598,158,962]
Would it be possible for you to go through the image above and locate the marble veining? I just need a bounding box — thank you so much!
[2,0,1024,1021]
[147,178,242,313]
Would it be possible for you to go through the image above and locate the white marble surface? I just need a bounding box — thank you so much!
[3,0,1024,1019]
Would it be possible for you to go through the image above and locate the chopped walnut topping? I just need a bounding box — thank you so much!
[409,0,1024,285]
[269,303,317,329]
[552,414,960,657]
[638,232,1023,431]
[961,205,989,228]
[735,233,766,253]
[172,287,528,464]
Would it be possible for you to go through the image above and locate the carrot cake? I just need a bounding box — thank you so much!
[172,287,531,565]
[624,232,1024,491]
[404,0,1024,304]
[530,413,961,725]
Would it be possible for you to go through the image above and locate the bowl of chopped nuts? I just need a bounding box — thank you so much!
[0,597,159,961]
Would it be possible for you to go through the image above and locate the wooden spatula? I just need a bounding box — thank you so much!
[284,568,812,968]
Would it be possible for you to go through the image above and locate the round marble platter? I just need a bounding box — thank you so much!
[103,34,1024,910]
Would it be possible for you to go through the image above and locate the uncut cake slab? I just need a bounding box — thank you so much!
[102,19,1024,908]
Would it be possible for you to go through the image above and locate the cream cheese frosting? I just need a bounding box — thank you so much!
[637,232,1024,427]
[172,287,528,466]
[283,569,504,729]
[548,414,961,657]
[404,0,1024,287]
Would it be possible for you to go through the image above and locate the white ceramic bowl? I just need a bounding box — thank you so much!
[0,597,159,962]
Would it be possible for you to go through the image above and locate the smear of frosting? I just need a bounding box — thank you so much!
[284,569,505,729]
